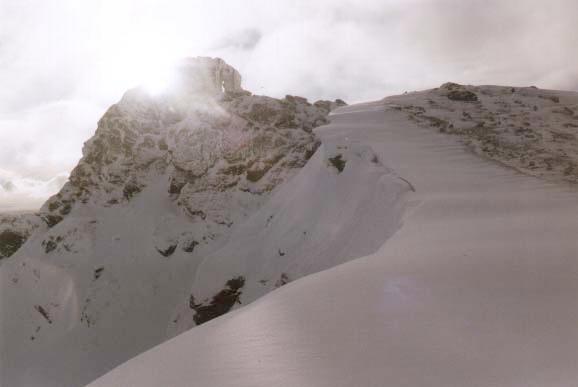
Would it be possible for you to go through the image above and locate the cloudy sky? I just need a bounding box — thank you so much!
[1,0,577,209]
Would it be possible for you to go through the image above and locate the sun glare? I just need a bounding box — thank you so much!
[92,5,189,98]
[103,48,185,98]
[139,59,180,95]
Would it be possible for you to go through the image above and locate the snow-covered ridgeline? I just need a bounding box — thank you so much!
[4,57,578,387]
[90,97,578,387]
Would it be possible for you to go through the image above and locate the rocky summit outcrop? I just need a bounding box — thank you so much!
[176,57,244,95]
[42,57,342,241]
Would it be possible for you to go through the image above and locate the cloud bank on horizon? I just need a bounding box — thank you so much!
[0,0,577,208]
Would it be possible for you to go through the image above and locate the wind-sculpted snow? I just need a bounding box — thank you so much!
[174,142,410,331]
[89,97,578,387]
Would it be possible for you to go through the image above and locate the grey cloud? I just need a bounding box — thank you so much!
[213,29,262,51]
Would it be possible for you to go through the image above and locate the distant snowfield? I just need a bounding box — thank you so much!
[91,98,578,387]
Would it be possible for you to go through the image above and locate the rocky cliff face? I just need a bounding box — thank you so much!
[41,57,339,245]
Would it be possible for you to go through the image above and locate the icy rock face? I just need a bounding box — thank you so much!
[43,57,334,240]
[177,57,244,95]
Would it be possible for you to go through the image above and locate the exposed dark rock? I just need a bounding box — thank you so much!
[274,273,290,288]
[447,89,478,102]
[157,244,177,257]
[439,82,478,102]
[181,240,199,253]
[42,236,63,254]
[40,214,64,228]
[48,201,61,212]
[59,202,73,216]
[94,267,104,280]
[168,179,185,195]
[190,276,245,325]
[80,298,93,327]
[328,154,346,173]
[548,95,560,103]
[245,154,283,183]
[246,168,268,183]
[123,182,142,200]
[440,82,462,90]
[34,305,52,324]
[0,230,26,259]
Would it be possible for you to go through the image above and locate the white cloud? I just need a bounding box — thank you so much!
[0,168,67,212]
[0,100,102,178]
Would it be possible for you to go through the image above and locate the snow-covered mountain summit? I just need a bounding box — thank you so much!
[44,57,330,224]
[2,58,398,387]
[0,57,343,263]
[4,63,578,387]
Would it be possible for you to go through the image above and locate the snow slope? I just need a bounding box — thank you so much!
[164,139,410,331]
[90,94,578,387]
